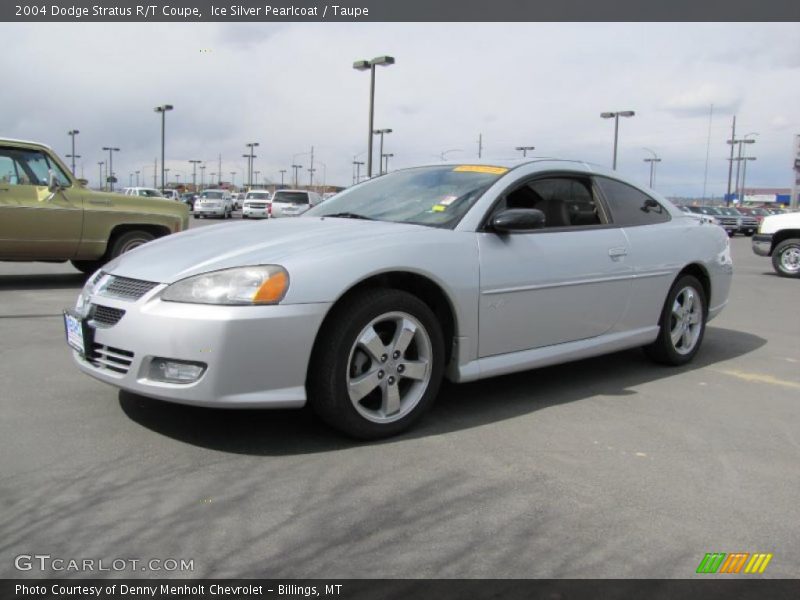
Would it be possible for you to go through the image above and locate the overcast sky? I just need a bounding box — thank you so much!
[2,22,799,196]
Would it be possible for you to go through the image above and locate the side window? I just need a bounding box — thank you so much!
[595,177,670,226]
[0,148,70,187]
[500,176,604,229]
[0,152,18,184]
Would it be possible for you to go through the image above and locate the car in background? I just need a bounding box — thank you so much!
[161,189,181,201]
[194,189,233,219]
[0,138,187,273]
[66,160,732,438]
[122,187,165,198]
[752,211,800,278]
[242,190,272,219]
[230,193,243,210]
[270,189,323,218]
[685,206,737,236]
[717,206,758,236]
[737,206,770,226]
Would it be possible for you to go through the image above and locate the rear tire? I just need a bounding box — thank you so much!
[772,239,800,278]
[644,275,707,366]
[107,230,156,260]
[307,289,445,440]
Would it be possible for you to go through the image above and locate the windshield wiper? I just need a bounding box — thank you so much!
[324,212,374,221]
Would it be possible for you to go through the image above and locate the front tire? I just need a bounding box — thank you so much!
[644,275,707,366]
[771,239,800,278]
[308,289,445,439]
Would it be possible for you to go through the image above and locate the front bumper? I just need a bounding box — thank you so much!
[242,207,269,218]
[195,206,226,217]
[752,233,773,257]
[72,288,331,408]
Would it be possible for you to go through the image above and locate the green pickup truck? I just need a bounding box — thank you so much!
[0,138,189,273]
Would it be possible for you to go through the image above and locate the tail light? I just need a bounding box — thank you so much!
[268,202,272,216]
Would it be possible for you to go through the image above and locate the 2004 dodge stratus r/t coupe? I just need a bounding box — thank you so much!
[66,161,733,438]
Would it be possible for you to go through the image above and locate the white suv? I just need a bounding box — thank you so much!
[194,189,233,219]
[121,187,164,198]
[270,189,322,218]
[242,190,272,219]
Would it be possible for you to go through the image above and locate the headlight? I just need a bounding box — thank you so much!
[161,266,289,305]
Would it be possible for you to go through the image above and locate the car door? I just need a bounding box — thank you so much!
[0,146,83,259]
[477,174,632,357]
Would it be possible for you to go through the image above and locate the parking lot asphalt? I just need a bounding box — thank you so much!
[1,223,798,579]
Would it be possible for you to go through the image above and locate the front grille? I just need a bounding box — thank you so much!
[102,276,159,301]
[90,304,125,328]
[90,344,134,375]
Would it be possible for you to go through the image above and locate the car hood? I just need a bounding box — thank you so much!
[104,217,427,283]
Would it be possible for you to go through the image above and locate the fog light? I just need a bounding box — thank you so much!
[149,358,206,383]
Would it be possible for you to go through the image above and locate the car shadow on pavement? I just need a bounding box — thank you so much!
[119,326,766,456]
[0,271,88,290]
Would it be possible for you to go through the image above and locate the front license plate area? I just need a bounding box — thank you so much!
[63,310,95,358]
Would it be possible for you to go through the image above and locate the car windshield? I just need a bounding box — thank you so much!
[718,207,740,215]
[306,165,508,228]
[201,191,224,199]
[273,191,310,205]
[692,207,720,215]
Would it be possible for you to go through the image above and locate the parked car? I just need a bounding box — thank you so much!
[122,187,165,198]
[752,211,800,278]
[717,206,758,236]
[241,190,272,219]
[685,206,737,236]
[270,189,323,218]
[161,189,181,201]
[737,206,770,226]
[194,189,233,219]
[66,161,732,438]
[0,138,188,273]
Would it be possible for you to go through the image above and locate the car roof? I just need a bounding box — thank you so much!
[0,138,53,150]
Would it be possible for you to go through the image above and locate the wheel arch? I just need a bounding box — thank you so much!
[674,263,711,311]
[769,230,800,255]
[311,270,459,367]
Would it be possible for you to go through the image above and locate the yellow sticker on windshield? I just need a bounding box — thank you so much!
[453,165,508,175]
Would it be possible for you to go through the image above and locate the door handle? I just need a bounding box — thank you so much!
[608,247,628,258]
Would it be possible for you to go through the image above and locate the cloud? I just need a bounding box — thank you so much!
[660,84,743,118]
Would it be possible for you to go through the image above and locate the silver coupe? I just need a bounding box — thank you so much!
[66,160,733,438]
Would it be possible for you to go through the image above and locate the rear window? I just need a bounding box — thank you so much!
[273,191,309,204]
[246,192,270,200]
[201,191,224,199]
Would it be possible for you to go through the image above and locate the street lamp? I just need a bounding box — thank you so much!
[515,145,535,157]
[735,132,758,203]
[353,161,365,183]
[67,130,80,175]
[353,55,395,178]
[154,104,174,191]
[600,110,635,170]
[382,153,394,173]
[97,162,104,191]
[279,169,287,187]
[245,142,259,188]
[164,168,170,188]
[373,128,392,174]
[102,146,120,191]
[291,164,302,187]
[642,148,662,189]
[188,160,202,192]
[740,157,757,205]
[135,170,140,187]
[230,171,236,187]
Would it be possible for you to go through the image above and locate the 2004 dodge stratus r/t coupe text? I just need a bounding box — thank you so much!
[66,161,733,438]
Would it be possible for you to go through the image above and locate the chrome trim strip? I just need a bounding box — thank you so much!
[482,270,672,295]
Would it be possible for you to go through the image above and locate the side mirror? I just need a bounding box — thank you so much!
[490,208,546,233]
[642,198,660,212]
[47,171,61,193]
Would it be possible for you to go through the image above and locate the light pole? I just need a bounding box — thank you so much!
[382,153,394,172]
[734,132,758,203]
[135,170,140,186]
[291,164,302,187]
[164,168,170,188]
[642,147,662,189]
[353,55,395,178]
[154,104,174,191]
[254,171,261,187]
[600,110,635,170]
[67,130,80,175]
[102,146,120,191]
[188,160,201,192]
[210,172,216,187]
[200,164,206,190]
[515,145,535,157]
[353,161,364,183]
[230,171,236,188]
[97,162,104,191]
[279,169,287,187]
[129,173,134,187]
[373,128,392,174]
[245,142,259,188]
[740,157,756,205]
